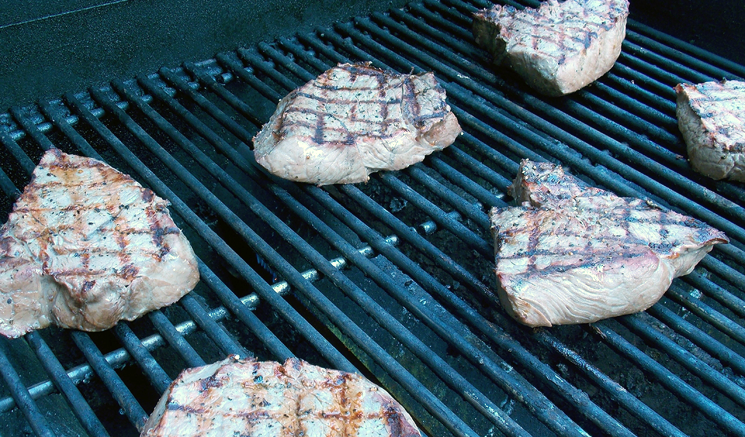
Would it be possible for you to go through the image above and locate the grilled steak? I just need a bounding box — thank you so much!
[141,355,422,437]
[0,149,199,338]
[489,160,728,327]
[473,0,629,96]
[675,80,745,182]
[253,62,462,185]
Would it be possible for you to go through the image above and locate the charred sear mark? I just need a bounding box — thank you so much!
[167,403,209,415]
[200,375,223,391]
[384,404,420,437]
[285,106,399,123]
[141,189,155,202]
[401,77,421,125]
[79,280,96,299]
[294,91,401,105]
[79,250,91,269]
[314,101,326,146]
[119,264,139,280]
[526,215,540,270]
[648,242,674,253]
[283,120,396,142]
[53,268,108,277]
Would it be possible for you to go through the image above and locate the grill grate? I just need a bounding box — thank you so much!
[1,0,745,436]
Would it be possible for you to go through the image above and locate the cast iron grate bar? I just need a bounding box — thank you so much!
[627,21,745,78]
[72,331,149,432]
[0,0,744,436]
[0,338,55,437]
[24,331,111,437]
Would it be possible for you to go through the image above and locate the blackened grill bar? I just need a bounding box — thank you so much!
[0,338,55,437]
[0,0,744,436]
[628,21,745,79]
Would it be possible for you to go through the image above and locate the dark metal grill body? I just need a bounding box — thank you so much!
[1,0,744,435]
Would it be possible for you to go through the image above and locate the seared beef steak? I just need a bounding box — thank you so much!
[473,0,629,96]
[253,62,461,185]
[490,160,728,327]
[0,149,199,338]
[142,355,422,437]
[675,80,745,182]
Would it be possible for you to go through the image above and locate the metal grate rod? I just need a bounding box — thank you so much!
[112,324,172,395]
[618,315,745,408]
[624,30,744,82]
[147,310,206,368]
[71,331,148,431]
[532,331,687,437]
[592,321,745,435]
[627,20,745,78]
[25,332,111,437]
[0,338,55,437]
[648,302,745,375]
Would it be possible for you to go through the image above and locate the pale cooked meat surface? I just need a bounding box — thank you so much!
[473,0,629,96]
[141,355,422,437]
[0,149,199,338]
[675,80,745,182]
[489,160,728,327]
[253,62,461,185]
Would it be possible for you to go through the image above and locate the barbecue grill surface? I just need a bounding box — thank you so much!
[1,0,745,436]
